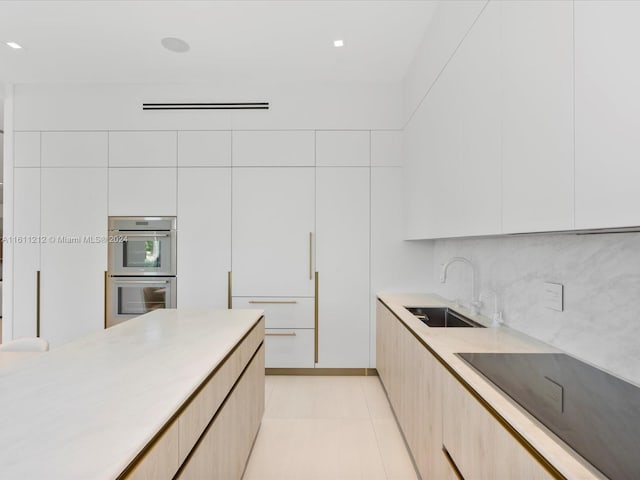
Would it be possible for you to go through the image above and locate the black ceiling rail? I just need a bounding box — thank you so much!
[143,102,269,110]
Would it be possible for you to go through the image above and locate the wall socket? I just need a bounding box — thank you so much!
[543,282,564,312]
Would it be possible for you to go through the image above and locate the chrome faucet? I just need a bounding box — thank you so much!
[440,257,482,315]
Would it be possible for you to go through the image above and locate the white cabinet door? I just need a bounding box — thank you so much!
[371,131,403,167]
[316,167,370,368]
[109,131,177,167]
[40,168,107,347]
[108,167,177,216]
[232,131,315,166]
[316,131,370,166]
[404,2,501,239]
[12,168,41,339]
[575,1,640,229]
[41,131,108,167]
[501,0,574,233]
[177,168,231,309]
[14,132,40,167]
[177,131,231,167]
[232,167,315,297]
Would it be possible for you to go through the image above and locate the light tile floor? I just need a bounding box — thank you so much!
[243,375,419,480]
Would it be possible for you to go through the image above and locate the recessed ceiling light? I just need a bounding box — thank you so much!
[6,41,22,49]
[333,40,344,48]
[161,37,190,53]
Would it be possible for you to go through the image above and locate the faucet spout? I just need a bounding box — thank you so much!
[440,257,481,314]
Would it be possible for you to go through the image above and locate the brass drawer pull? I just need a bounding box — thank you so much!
[266,332,297,337]
[248,300,298,305]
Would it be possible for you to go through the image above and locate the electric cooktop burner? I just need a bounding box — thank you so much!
[457,352,640,480]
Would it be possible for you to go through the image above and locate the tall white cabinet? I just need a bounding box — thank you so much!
[176,131,232,309]
[40,167,107,346]
[12,162,41,339]
[13,132,108,347]
[316,164,370,368]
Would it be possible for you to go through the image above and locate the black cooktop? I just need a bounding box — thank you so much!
[457,352,640,480]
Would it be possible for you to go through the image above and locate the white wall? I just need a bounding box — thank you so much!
[13,81,403,131]
[403,1,640,386]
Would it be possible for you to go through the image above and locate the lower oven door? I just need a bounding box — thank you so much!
[106,277,177,328]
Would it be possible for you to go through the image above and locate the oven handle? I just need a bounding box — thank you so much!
[112,280,172,285]
[116,232,171,238]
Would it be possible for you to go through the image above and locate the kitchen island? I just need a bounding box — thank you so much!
[0,308,265,480]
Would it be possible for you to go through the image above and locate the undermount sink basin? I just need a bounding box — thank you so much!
[404,306,484,328]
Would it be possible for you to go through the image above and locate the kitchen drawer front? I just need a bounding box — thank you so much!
[177,317,264,464]
[233,297,314,329]
[265,328,315,368]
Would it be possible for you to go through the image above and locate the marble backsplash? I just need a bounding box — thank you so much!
[428,232,640,386]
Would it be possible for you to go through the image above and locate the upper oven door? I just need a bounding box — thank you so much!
[109,230,176,276]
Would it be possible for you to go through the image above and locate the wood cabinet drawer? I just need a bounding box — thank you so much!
[178,318,264,463]
[233,297,314,329]
[178,345,265,479]
[265,328,314,368]
[124,421,180,480]
[443,372,552,480]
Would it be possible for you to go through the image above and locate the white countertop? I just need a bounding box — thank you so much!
[378,293,605,480]
[0,308,263,480]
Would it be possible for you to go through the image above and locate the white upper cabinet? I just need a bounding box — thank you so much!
[108,168,177,216]
[371,131,403,167]
[177,168,231,309]
[316,167,370,368]
[109,131,177,167]
[574,1,640,229]
[14,132,40,167]
[232,167,315,297]
[315,131,370,167]
[405,1,501,239]
[501,0,574,233]
[41,132,108,167]
[177,131,231,167]
[232,131,315,166]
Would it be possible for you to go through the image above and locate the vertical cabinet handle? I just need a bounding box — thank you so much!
[309,232,313,280]
[104,271,108,329]
[314,271,319,364]
[228,271,232,309]
[36,271,41,337]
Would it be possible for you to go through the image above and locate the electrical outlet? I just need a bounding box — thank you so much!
[543,282,564,312]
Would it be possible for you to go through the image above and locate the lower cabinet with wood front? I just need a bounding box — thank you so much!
[376,299,555,480]
[124,317,265,480]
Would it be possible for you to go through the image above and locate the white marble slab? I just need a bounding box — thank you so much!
[0,308,263,480]
[378,293,606,480]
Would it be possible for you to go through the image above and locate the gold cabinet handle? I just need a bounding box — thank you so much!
[248,300,298,305]
[309,232,313,280]
[314,271,319,363]
[104,271,108,329]
[36,270,41,337]
[266,332,297,337]
[228,271,232,309]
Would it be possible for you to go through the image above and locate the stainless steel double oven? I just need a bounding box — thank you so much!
[106,217,177,327]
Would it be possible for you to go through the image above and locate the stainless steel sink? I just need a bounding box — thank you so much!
[404,306,484,328]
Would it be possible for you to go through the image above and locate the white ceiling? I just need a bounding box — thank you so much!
[0,1,437,85]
